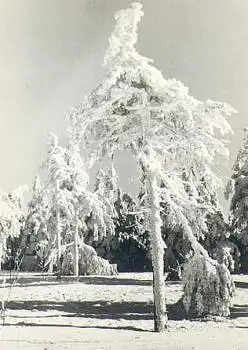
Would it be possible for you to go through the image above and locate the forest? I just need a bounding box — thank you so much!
[0,2,248,344]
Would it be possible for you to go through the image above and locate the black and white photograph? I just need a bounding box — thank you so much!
[0,1,248,349]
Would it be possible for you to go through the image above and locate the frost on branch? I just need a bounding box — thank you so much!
[23,134,115,273]
[182,254,235,317]
[67,1,236,327]
[160,181,236,316]
[104,2,144,68]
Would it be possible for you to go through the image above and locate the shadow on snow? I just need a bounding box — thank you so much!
[234,281,248,289]
[230,304,248,319]
[6,299,154,321]
[1,275,248,332]
[2,322,150,333]
[0,275,152,288]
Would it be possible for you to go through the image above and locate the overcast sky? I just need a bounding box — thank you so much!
[0,0,247,202]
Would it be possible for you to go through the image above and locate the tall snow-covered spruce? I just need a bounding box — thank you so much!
[68,2,236,331]
[23,132,116,276]
[21,175,49,267]
[226,128,248,272]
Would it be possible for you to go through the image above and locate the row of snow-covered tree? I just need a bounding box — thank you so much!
[0,2,247,332]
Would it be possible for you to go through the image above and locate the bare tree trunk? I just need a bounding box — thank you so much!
[56,210,62,278]
[73,215,79,277]
[147,173,167,332]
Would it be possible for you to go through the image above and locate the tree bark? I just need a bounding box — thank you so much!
[147,173,167,332]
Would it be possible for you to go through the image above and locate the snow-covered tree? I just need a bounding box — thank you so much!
[86,164,149,271]
[112,189,151,272]
[65,143,115,276]
[24,133,116,277]
[22,175,46,259]
[0,186,27,269]
[68,2,236,330]
[92,162,118,239]
[44,133,74,275]
[161,170,230,280]
[226,128,248,271]
[93,182,151,272]
[183,253,235,317]
[21,175,56,271]
[94,161,119,205]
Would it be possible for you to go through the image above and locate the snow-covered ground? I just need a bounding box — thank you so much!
[0,272,247,349]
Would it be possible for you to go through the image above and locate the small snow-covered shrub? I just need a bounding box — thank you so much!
[82,255,117,276]
[61,242,118,276]
[78,243,117,276]
[182,254,235,317]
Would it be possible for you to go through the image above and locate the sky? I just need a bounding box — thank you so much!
[0,0,248,205]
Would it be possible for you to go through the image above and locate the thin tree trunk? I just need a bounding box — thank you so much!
[0,239,2,271]
[74,215,79,277]
[56,210,62,278]
[147,173,167,332]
